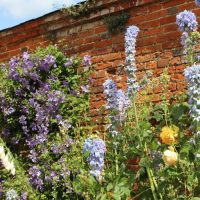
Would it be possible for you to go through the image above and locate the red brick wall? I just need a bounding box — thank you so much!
[0,0,198,127]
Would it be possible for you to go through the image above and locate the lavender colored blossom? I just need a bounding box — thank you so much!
[39,55,55,72]
[83,55,91,66]
[176,10,198,33]
[51,144,60,154]
[28,150,38,163]
[3,107,15,116]
[184,64,200,122]
[125,25,140,97]
[28,166,43,191]
[181,32,189,49]
[195,0,200,6]
[22,51,30,61]
[83,138,106,180]
[20,192,28,200]
[19,115,27,125]
[103,79,129,123]
[103,79,118,110]
[59,119,72,133]
[81,85,89,93]
[116,89,130,122]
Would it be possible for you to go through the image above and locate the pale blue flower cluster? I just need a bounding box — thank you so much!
[103,79,129,135]
[176,10,198,33]
[6,189,18,200]
[103,79,118,110]
[83,138,106,180]
[184,64,200,122]
[176,10,198,54]
[125,25,140,97]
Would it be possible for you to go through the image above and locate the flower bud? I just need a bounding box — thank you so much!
[163,147,178,166]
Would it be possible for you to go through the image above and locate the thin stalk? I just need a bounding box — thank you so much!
[146,167,158,200]
[115,148,119,175]
[132,95,159,200]
[164,103,168,126]
[144,142,159,200]
[150,168,163,200]
[133,97,142,147]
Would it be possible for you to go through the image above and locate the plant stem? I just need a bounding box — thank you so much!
[133,97,142,147]
[150,168,163,200]
[144,142,159,200]
[146,167,158,200]
[115,148,119,175]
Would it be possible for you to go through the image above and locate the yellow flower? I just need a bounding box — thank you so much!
[160,125,179,145]
[163,146,178,166]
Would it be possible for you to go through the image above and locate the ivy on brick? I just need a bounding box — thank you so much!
[104,11,130,34]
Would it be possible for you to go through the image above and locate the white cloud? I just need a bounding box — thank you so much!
[0,0,82,19]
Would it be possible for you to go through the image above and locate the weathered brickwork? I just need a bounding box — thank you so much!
[0,0,198,128]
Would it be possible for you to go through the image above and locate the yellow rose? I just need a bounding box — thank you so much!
[163,146,178,166]
[160,125,179,145]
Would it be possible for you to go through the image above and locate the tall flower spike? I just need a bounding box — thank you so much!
[125,25,140,97]
[184,64,200,122]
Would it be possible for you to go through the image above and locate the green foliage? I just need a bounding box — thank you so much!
[104,12,130,34]
[62,0,96,18]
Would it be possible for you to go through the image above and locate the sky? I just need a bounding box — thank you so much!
[0,0,83,30]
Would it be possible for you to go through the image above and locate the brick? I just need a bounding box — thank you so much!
[157,59,169,68]
[103,52,121,62]
[169,57,181,66]
[147,61,157,69]
[95,26,107,34]
[94,39,112,49]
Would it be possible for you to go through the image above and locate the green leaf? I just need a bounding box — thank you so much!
[191,198,200,200]
[112,193,121,200]
[107,183,113,192]
[171,103,188,120]
[100,194,107,200]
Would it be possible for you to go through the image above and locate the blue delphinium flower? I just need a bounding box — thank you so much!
[103,79,129,129]
[176,10,198,33]
[83,138,106,180]
[181,32,189,49]
[103,79,118,110]
[116,89,130,122]
[184,64,200,122]
[125,25,140,97]
[195,0,200,7]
